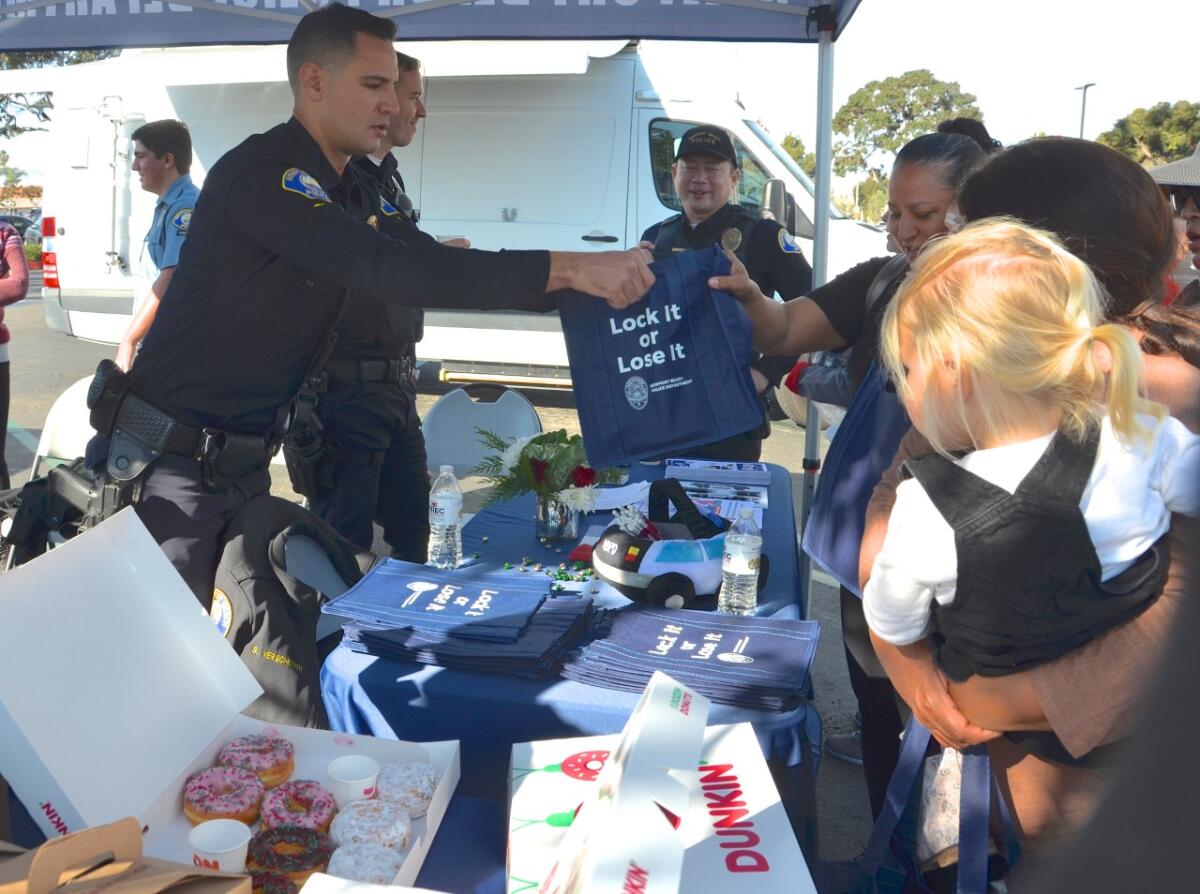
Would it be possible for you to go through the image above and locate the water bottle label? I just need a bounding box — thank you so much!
[430,491,463,525]
[723,549,760,575]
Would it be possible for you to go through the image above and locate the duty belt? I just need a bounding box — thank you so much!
[327,356,418,385]
[107,392,275,485]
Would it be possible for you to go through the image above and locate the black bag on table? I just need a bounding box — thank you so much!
[211,495,377,729]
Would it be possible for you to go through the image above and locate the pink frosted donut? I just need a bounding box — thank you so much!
[375,763,437,818]
[260,780,337,832]
[184,766,265,825]
[330,800,411,850]
[219,735,295,788]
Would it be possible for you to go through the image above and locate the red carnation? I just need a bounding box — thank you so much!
[529,458,550,485]
[570,466,596,488]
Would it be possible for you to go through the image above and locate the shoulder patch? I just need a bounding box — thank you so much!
[281,167,331,203]
[379,197,401,217]
[171,208,193,234]
[209,588,234,638]
[778,229,804,254]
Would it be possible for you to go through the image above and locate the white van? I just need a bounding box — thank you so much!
[30,41,882,387]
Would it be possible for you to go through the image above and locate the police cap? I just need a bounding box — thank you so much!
[675,125,737,165]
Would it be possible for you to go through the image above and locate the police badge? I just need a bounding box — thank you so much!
[720,228,743,253]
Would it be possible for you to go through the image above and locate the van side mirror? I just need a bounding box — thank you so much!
[763,179,814,240]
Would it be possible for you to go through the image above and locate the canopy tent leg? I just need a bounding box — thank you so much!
[798,20,835,617]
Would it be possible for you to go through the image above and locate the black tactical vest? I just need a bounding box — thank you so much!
[651,205,758,265]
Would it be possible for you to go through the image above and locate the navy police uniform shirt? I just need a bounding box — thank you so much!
[145,173,200,272]
[130,117,551,433]
[641,203,812,301]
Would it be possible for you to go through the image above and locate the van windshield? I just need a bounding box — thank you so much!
[745,119,846,220]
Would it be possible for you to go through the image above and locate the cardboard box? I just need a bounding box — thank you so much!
[508,673,816,894]
[301,872,449,894]
[0,817,250,894]
[0,511,460,888]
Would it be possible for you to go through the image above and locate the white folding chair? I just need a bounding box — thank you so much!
[30,376,95,479]
[422,384,543,478]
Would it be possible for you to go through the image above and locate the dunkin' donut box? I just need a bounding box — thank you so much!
[0,510,460,887]
[507,672,816,894]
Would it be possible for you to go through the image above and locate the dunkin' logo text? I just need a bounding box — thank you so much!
[699,764,769,873]
[40,801,69,836]
[622,861,649,894]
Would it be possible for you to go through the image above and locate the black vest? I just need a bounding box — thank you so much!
[337,155,425,357]
[651,205,757,265]
[904,421,1167,683]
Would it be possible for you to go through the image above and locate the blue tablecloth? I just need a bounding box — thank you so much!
[320,462,822,866]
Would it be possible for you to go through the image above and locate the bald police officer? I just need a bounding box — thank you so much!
[642,125,812,460]
[90,3,654,607]
[307,51,439,561]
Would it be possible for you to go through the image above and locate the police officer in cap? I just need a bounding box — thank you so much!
[307,51,443,561]
[642,124,812,460]
[89,2,654,607]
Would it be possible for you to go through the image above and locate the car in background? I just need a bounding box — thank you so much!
[0,214,39,245]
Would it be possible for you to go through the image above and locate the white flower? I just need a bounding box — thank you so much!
[498,435,536,475]
[554,485,599,513]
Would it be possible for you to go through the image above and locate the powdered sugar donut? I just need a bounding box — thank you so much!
[183,766,265,825]
[260,780,337,832]
[219,735,295,788]
[330,800,411,850]
[327,842,406,884]
[375,763,437,818]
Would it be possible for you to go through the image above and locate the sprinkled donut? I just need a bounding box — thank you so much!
[250,872,297,894]
[260,780,337,832]
[330,800,411,850]
[327,842,406,885]
[247,827,334,886]
[183,766,265,826]
[375,763,437,818]
[219,735,295,789]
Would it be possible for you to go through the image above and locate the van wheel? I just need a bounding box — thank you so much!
[646,573,694,609]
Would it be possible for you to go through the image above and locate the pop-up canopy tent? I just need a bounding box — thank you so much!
[0,0,865,602]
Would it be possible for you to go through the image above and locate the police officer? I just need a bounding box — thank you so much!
[89,3,655,607]
[641,125,812,460]
[308,51,440,560]
[116,120,200,372]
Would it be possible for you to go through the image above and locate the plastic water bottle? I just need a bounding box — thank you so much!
[718,508,762,616]
[428,465,463,570]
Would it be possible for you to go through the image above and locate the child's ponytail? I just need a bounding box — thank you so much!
[1086,322,1163,444]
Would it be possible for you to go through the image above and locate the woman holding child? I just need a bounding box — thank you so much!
[718,135,1200,853]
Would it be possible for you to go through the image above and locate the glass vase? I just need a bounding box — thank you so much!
[535,493,580,543]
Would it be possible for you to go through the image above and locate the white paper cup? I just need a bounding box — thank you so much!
[188,819,251,873]
[328,754,381,808]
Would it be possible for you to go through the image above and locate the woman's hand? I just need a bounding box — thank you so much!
[909,663,1002,751]
[869,632,1001,750]
[708,249,767,305]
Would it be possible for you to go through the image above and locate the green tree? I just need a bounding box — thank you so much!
[0,150,24,187]
[0,50,119,139]
[832,70,982,176]
[780,134,816,178]
[846,171,889,223]
[1097,101,1200,167]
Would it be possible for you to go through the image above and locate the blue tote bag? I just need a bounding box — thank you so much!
[558,246,762,469]
[802,362,911,596]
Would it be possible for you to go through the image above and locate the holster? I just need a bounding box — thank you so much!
[282,387,332,499]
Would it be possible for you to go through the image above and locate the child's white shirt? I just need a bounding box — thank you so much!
[863,415,1200,646]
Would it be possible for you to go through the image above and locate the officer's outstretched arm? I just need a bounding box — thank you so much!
[547,247,655,310]
[709,249,845,356]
